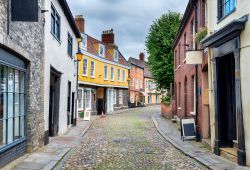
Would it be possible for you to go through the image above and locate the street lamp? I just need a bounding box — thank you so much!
[73,40,83,126]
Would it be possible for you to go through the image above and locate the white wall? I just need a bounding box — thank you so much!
[44,0,78,135]
[207,0,250,165]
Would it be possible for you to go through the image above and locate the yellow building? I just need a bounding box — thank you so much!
[75,16,129,115]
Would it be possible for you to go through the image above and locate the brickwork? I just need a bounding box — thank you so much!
[0,0,45,165]
[173,0,206,136]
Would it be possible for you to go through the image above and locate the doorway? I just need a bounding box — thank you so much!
[71,92,75,125]
[217,53,236,147]
[49,68,61,137]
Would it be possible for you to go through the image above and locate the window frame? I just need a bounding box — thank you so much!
[84,88,92,110]
[113,89,116,105]
[104,65,108,80]
[218,0,236,21]
[81,34,87,51]
[51,3,61,41]
[114,50,119,62]
[99,44,105,57]
[122,70,125,82]
[90,61,95,78]
[78,88,84,110]
[67,32,73,57]
[111,67,114,81]
[82,58,88,76]
[117,69,121,81]
[119,90,123,105]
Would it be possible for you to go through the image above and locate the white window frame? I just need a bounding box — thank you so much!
[82,58,88,76]
[117,69,121,81]
[114,50,119,62]
[90,61,95,78]
[113,89,116,104]
[122,70,125,82]
[78,88,84,110]
[99,44,105,57]
[84,88,92,110]
[82,34,87,51]
[111,67,114,81]
[104,65,108,80]
[119,90,123,105]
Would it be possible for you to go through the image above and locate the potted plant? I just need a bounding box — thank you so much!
[195,28,207,44]
[161,95,172,119]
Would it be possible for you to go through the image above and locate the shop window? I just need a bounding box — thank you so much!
[84,89,91,110]
[78,88,83,110]
[0,65,26,148]
[119,90,123,105]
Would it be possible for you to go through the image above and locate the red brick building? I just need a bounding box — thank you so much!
[128,53,145,107]
[173,0,210,140]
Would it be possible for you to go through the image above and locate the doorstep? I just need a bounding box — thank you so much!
[152,113,241,170]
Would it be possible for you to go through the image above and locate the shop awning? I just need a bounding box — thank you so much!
[140,92,149,96]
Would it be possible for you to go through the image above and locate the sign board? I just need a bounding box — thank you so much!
[84,111,91,121]
[186,51,202,65]
[181,118,196,141]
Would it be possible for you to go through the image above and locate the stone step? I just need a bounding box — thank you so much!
[220,147,237,163]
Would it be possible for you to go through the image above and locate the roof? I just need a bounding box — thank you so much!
[172,0,194,48]
[144,66,153,78]
[84,34,128,66]
[58,0,81,38]
[128,57,145,69]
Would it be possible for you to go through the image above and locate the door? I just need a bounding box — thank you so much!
[106,89,114,113]
[67,81,71,126]
[71,92,75,125]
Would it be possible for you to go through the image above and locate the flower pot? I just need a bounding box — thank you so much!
[161,102,171,119]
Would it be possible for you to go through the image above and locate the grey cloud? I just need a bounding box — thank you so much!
[68,0,188,59]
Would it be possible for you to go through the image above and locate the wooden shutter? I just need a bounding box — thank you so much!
[11,0,38,22]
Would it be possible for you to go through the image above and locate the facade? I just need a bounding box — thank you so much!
[173,0,209,141]
[202,0,250,166]
[0,0,45,167]
[128,53,145,107]
[144,66,161,105]
[75,16,129,115]
[43,0,81,143]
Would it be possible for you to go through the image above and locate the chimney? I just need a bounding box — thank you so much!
[139,52,145,61]
[75,15,85,33]
[102,29,115,44]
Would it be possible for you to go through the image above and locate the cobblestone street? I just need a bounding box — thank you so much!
[58,106,206,170]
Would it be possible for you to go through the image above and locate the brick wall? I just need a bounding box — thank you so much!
[0,0,45,162]
[173,0,206,136]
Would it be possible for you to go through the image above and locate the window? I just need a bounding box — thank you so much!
[113,90,116,104]
[84,89,91,110]
[218,0,236,19]
[90,61,95,78]
[130,78,134,87]
[119,90,123,104]
[0,66,26,148]
[178,43,181,65]
[78,88,83,110]
[104,65,108,80]
[149,81,153,91]
[67,33,73,57]
[82,34,87,50]
[136,79,139,90]
[140,80,143,89]
[114,50,119,62]
[122,70,125,82]
[178,82,181,107]
[117,69,121,81]
[99,44,105,57]
[82,59,88,76]
[111,67,114,81]
[145,80,148,89]
[51,4,60,41]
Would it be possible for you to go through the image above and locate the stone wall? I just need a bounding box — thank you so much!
[0,0,45,152]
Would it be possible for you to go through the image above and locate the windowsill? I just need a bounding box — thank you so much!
[50,31,61,44]
[104,79,108,81]
[82,74,88,77]
[90,76,95,79]
[217,8,236,24]
[177,107,182,110]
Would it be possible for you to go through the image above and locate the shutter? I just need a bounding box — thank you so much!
[11,0,38,22]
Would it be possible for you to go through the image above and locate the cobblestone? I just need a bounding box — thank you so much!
[59,106,207,170]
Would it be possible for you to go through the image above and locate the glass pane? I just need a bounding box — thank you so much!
[20,116,25,138]
[15,70,19,93]
[7,118,13,144]
[0,120,6,147]
[15,94,19,116]
[20,94,25,116]
[8,68,14,92]
[20,72,25,93]
[8,93,13,118]
[1,66,7,92]
[14,116,20,140]
[0,93,7,119]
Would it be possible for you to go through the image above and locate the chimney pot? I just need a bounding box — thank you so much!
[102,28,115,44]
[139,52,145,61]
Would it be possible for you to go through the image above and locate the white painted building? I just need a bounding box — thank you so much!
[43,0,81,144]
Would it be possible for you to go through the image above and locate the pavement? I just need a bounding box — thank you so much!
[58,106,207,169]
[4,117,96,170]
[152,113,250,170]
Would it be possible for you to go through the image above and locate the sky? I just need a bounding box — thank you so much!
[68,0,189,60]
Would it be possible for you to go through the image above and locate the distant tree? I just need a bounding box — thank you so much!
[146,12,181,90]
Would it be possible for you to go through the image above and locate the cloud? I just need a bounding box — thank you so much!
[68,0,188,59]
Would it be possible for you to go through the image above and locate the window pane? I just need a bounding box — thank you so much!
[8,118,13,143]
[20,72,25,93]
[20,116,25,138]
[8,93,13,118]
[15,94,19,116]
[20,94,24,116]
[8,68,14,92]
[14,116,20,140]
[15,70,19,92]
[0,120,6,147]
[1,66,7,92]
